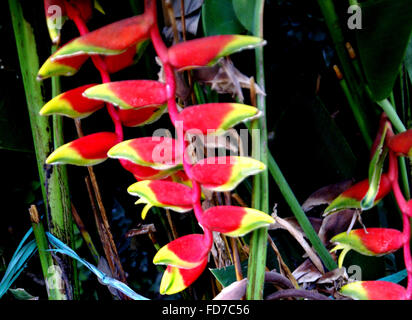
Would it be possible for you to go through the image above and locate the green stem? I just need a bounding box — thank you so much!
[29,206,66,300]
[267,153,338,270]
[246,0,270,300]
[9,0,75,299]
[317,0,373,147]
[340,78,373,147]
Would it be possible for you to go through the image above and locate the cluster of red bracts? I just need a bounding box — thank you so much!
[40,0,274,295]
[325,113,412,300]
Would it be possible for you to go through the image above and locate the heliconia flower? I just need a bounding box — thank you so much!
[127,180,193,219]
[46,132,119,166]
[176,103,258,134]
[37,52,89,80]
[44,0,67,44]
[191,156,266,191]
[39,84,104,119]
[119,159,176,181]
[201,206,274,237]
[108,137,181,170]
[323,173,392,216]
[51,14,153,59]
[331,228,403,268]
[160,258,208,295]
[153,234,210,269]
[388,129,412,157]
[83,80,167,110]
[168,35,265,70]
[340,281,407,300]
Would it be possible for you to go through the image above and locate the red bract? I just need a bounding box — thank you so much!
[37,51,89,80]
[46,132,119,166]
[168,35,264,70]
[340,281,407,300]
[118,106,165,127]
[40,84,104,119]
[119,159,173,181]
[324,173,392,215]
[52,14,153,58]
[103,45,137,74]
[83,80,168,110]
[108,137,181,170]
[176,103,258,134]
[153,234,210,269]
[388,129,412,157]
[201,206,275,237]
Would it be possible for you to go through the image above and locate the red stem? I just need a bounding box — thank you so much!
[65,2,123,142]
[388,150,412,299]
[146,0,213,252]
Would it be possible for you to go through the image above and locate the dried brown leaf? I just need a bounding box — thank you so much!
[318,209,355,245]
[213,278,247,300]
[302,179,354,212]
[192,58,266,102]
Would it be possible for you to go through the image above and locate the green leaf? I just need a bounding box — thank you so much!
[405,37,412,85]
[361,122,389,210]
[202,0,245,36]
[232,0,256,32]
[210,260,248,287]
[355,0,412,101]
[9,288,38,300]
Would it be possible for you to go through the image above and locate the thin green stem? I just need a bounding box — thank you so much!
[29,205,67,300]
[246,0,270,300]
[267,153,338,270]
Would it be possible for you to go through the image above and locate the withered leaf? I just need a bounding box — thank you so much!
[302,179,354,213]
[213,278,247,300]
[318,209,356,245]
[192,57,265,102]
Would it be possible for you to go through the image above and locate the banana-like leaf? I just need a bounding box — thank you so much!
[355,0,412,101]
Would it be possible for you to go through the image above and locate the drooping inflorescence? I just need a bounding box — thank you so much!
[39,0,274,295]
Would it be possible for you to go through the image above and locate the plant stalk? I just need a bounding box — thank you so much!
[9,0,76,299]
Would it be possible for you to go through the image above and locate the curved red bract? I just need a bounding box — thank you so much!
[119,159,163,180]
[191,157,233,187]
[167,234,209,263]
[77,14,152,50]
[388,129,412,156]
[118,107,161,127]
[104,46,137,74]
[109,80,167,108]
[62,84,103,113]
[353,228,403,254]
[149,181,192,208]
[168,35,234,69]
[342,173,391,201]
[72,132,119,159]
[363,281,406,300]
[201,206,244,233]
[177,103,233,133]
